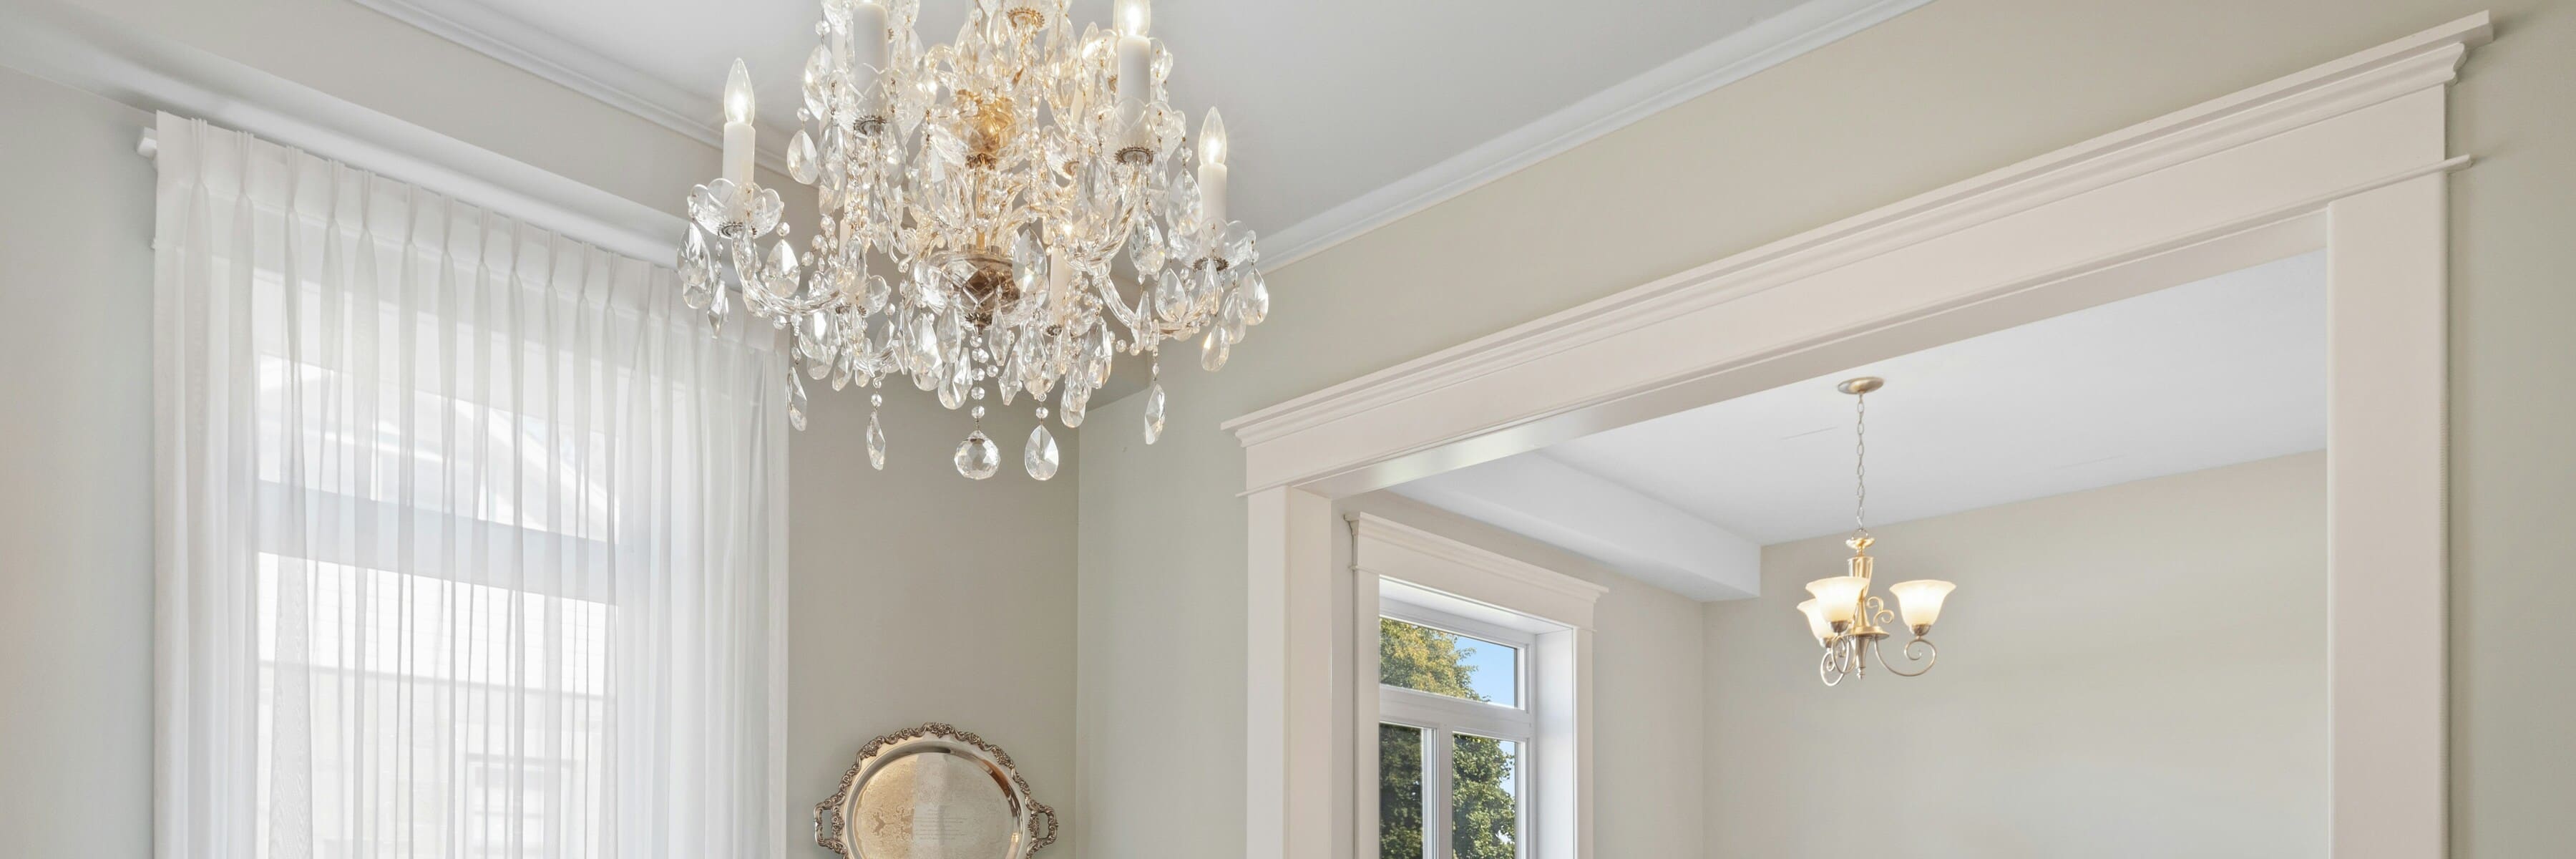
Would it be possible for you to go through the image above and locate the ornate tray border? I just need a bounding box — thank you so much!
[813,722,1059,857]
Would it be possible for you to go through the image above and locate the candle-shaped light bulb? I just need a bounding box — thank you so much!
[1196,108,1229,228]
[1198,108,1228,168]
[723,59,756,125]
[720,59,758,185]
[1115,0,1151,37]
[1113,1,1153,111]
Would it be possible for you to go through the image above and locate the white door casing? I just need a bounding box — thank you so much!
[1230,13,2487,859]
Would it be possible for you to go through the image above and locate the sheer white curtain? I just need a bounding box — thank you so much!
[151,113,788,859]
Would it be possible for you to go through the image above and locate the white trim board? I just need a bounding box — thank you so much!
[1224,12,2489,486]
[1236,12,2487,859]
[1352,514,1610,631]
[1262,0,1935,268]
[0,0,688,265]
[348,0,793,177]
[338,0,1931,270]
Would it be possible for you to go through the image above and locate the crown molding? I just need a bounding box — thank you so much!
[1258,0,1937,270]
[1225,11,2491,452]
[356,0,1931,269]
[349,0,794,175]
[0,0,686,264]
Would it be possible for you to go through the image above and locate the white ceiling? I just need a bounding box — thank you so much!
[353,0,1924,262]
[1393,251,2329,598]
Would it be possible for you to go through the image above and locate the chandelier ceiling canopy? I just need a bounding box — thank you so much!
[1797,377,1958,686]
[678,0,1267,479]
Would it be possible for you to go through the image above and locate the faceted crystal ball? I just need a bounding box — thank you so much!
[953,430,1001,480]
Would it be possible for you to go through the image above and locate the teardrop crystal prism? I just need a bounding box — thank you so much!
[787,374,810,431]
[1025,424,1060,480]
[865,409,887,470]
[1061,386,1088,428]
[788,129,821,184]
[1142,382,1166,445]
[1239,268,1269,325]
[1219,291,1247,344]
[954,430,1001,480]
[1200,329,1229,372]
[907,313,942,377]
[802,44,834,119]
[680,227,716,309]
[1152,275,1189,321]
[707,282,729,334]
[766,239,801,298]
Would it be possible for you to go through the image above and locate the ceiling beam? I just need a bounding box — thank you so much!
[1392,452,1762,601]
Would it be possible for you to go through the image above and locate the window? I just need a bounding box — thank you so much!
[1378,611,1531,859]
[155,117,785,859]
[1354,514,1604,859]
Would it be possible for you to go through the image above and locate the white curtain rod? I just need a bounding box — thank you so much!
[1,0,685,265]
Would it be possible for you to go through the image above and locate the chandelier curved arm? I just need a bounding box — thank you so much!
[1873,636,1938,677]
[1092,266,1150,338]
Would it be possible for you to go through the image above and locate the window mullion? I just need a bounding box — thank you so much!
[1428,726,1452,859]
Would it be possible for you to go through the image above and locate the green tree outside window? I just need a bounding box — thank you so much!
[1380,618,1518,859]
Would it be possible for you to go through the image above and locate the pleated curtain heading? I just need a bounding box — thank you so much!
[150,112,788,859]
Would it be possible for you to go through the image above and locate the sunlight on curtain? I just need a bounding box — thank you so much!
[152,113,788,859]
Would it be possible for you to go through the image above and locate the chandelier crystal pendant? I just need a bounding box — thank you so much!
[1795,377,1957,686]
[677,0,1268,480]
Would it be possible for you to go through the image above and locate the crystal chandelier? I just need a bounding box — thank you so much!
[1795,377,1957,685]
[675,0,1268,480]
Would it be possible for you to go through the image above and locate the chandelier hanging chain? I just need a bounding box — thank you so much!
[1853,387,1868,538]
[677,0,1266,481]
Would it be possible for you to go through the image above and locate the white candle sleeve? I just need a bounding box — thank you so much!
[723,122,756,185]
[1198,162,1227,228]
[1116,36,1151,106]
[849,1,889,73]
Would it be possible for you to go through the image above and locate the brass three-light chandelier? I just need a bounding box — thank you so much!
[677,0,1266,480]
[1795,377,1958,686]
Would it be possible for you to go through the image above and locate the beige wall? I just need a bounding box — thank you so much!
[48,0,715,216]
[0,18,1084,853]
[789,379,1079,853]
[0,65,159,859]
[1706,453,2326,858]
[1077,0,2576,855]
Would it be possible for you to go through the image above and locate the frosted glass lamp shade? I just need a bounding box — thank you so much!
[1795,600,1834,644]
[1888,580,1956,631]
[1805,576,1866,624]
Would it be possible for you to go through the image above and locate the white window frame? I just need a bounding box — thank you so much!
[1352,514,1606,859]
[1377,602,1536,858]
